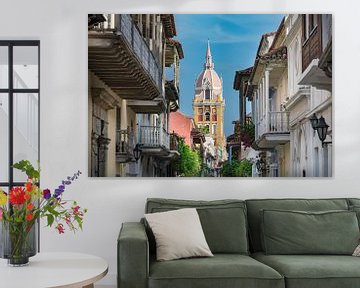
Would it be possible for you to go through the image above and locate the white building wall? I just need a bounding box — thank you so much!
[285,14,333,177]
[0,3,358,287]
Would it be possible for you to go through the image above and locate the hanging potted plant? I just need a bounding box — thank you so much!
[0,160,86,266]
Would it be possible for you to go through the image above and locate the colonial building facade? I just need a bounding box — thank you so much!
[247,26,291,177]
[235,14,332,177]
[193,41,227,173]
[88,14,183,177]
[285,14,332,177]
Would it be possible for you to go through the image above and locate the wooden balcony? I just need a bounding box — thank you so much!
[127,97,166,114]
[88,14,162,101]
[165,80,179,112]
[116,129,135,163]
[255,111,290,149]
[164,38,183,112]
[302,25,321,72]
[300,15,331,91]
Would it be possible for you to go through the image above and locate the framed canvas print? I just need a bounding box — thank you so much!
[88,14,332,177]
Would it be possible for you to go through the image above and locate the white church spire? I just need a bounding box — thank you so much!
[205,39,214,69]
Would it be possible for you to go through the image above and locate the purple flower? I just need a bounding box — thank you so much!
[54,189,61,194]
[54,171,82,199]
[54,188,64,199]
[43,189,51,200]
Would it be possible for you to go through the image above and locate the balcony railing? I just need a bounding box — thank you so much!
[139,125,170,149]
[256,111,289,139]
[116,14,161,92]
[269,111,290,132]
[116,128,135,162]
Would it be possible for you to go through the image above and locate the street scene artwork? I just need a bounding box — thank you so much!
[88,14,332,177]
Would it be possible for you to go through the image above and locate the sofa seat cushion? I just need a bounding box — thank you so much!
[252,252,360,288]
[149,254,284,288]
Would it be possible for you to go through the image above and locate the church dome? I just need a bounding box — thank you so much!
[195,69,222,89]
[195,41,222,90]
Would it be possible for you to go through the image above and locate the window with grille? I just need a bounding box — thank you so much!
[0,41,40,192]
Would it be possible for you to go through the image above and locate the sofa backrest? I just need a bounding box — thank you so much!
[245,198,349,252]
[145,198,249,254]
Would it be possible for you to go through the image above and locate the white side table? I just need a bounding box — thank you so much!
[0,252,108,288]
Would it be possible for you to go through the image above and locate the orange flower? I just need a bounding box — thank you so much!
[26,203,34,210]
[9,187,26,205]
[25,182,33,192]
[26,214,33,221]
[24,193,31,200]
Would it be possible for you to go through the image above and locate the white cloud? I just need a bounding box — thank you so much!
[210,24,259,43]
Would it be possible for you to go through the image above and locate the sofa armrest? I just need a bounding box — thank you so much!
[118,222,149,288]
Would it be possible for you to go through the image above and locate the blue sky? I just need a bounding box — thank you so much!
[174,14,284,136]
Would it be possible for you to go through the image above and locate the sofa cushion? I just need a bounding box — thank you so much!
[261,209,359,255]
[145,208,213,261]
[146,198,249,254]
[252,252,360,288]
[347,198,360,207]
[149,254,284,288]
[246,198,349,252]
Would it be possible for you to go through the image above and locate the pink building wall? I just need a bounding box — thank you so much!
[169,111,194,147]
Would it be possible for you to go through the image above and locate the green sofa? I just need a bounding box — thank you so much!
[118,198,360,288]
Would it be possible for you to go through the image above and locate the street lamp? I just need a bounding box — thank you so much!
[316,116,329,143]
[309,114,332,147]
[133,144,142,163]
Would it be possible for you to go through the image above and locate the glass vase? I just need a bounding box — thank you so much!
[0,220,37,266]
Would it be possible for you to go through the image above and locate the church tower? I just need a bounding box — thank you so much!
[193,40,226,151]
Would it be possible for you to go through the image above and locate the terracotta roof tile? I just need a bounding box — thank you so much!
[167,38,184,59]
[259,45,287,62]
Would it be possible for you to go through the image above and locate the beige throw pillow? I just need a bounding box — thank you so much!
[145,208,213,261]
[353,244,360,256]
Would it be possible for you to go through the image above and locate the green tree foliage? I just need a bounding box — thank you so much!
[239,122,255,149]
[238,159,253,177]
[199,125,209,135]
[175,139,201,177]
[221,159,253,177]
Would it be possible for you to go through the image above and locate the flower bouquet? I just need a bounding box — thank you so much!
[0,160,87,266]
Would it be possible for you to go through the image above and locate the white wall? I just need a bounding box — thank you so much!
[1,0,360,286]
